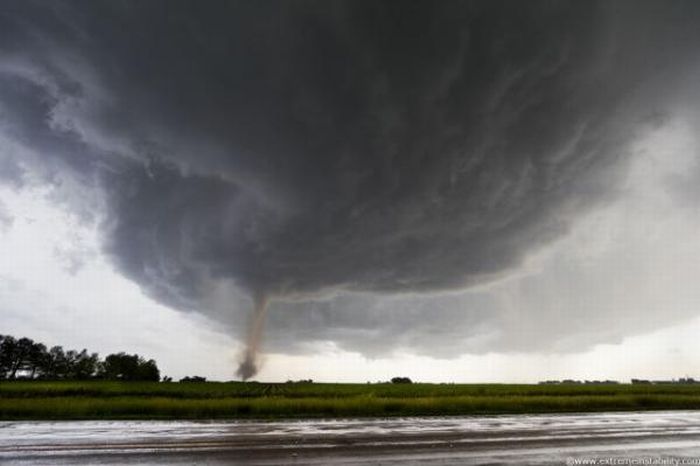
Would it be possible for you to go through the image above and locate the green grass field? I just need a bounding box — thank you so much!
[2,381,700,420]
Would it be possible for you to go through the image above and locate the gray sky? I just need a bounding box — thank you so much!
[2,0,700,381]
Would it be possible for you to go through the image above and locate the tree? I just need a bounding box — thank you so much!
[5,337,37,379]
[0,335,16,379]
[26,342,47,379]
[135,359,160,382]
[0,335,161,382]
[100,353,138,380]
[69,350,100,380]
[40,346,68,379]
[391,377,413,384]
[100,353,160,381]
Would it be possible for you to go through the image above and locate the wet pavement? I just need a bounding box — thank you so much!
[2,411,700,464]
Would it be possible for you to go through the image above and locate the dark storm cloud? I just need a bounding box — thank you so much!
[91,1,700,298]
[2,1,700,353]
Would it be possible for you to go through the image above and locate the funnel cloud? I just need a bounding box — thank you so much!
[236,293,269,380]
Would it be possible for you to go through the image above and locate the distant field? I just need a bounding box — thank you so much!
[2,381,700,420]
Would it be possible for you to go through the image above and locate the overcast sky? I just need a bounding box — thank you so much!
[2,1,700,382]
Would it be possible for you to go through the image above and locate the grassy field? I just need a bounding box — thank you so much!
[3,381,700,420]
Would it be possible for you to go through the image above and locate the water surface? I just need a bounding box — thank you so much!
[3,411,700,464]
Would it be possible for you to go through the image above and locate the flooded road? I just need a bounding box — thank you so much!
[2,411,700,465]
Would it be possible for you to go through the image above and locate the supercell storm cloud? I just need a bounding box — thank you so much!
[2,1,700,377]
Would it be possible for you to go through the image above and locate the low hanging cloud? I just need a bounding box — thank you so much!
[2,1,700,370]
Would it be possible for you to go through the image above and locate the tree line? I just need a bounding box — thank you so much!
[0,334,160,381]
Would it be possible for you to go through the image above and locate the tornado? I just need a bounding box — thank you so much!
[236,292,269,380]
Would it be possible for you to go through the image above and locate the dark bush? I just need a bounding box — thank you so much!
[180,376,207,383]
